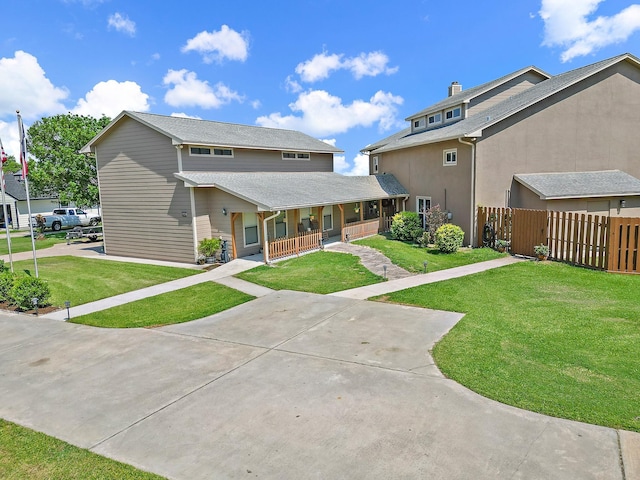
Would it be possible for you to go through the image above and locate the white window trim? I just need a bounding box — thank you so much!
[242,213,260,247]
[428,113,442,126]
[444,107,461,122]
[282,151,310,160]
[189,145,234,157]
[372,155,379,174]
[322,208,334,232]
[416,196,431,230]
[443,148,457,166]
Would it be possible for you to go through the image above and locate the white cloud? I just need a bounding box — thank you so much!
[163,69,243,109]
[295,50,398,83]
[182,25,249,63]
[285,75,303,93]
[72,80,150,118]
[332,153,370,176]
[0,51,68,119]
[107,12,136,37]
[0,120,21,159]
[256,89,403,137]
[250,99,262,109]
[540,0,640,62]
[295,52,343,82]
[170,112,202,119]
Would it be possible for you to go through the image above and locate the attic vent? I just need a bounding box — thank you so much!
[448,81,462,97]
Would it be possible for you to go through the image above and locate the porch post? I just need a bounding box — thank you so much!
[230,212,239,260]
[359,202,364,222]
[338,204,345,241]
[378,199,383,231]
[318,206,324,232]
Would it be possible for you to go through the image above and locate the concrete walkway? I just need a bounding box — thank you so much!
[325,241,412,280]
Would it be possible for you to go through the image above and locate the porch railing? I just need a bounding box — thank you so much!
[268,230,322,261]
[342,218,380,242]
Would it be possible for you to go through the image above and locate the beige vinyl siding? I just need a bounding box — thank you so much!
[467,72,547,117]
[206,190,257,251]
[96,117,195,263]
[476,60,640,210]
[194,187,212,244]
[183,149,333,172]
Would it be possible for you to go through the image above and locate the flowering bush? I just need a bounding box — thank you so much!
[434,224,464,253]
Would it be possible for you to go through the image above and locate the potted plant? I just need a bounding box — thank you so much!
[198,237,221,264]
[495,239,510,253]
[534,243,549,260]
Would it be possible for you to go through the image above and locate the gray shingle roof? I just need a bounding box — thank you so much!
[369,53,637,154]
[405,66,550,121]
[174,171,408,211]
[83,111,343,154]
[514,170,640,199]
[3,173,55,201]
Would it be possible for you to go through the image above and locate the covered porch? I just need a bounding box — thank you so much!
[175,171,408,263]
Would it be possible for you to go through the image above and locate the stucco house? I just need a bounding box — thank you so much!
[82,111,408,263]
[363,53,640,245]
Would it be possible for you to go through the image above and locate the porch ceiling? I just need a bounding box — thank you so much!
[174,171,408,211]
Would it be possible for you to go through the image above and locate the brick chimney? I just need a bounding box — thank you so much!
[448,81,462,97]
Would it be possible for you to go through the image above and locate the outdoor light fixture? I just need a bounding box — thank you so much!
[423,261,428,273]
[620,200,626,208]
[65,300,71,320]
[383,265,387,279]
[222,208,227,216]
[32,297,38,316]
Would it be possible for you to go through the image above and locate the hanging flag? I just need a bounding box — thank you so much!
[0,137,7,163]
[16,111,28,178]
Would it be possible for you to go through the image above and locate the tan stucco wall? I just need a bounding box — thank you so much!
[476,60,640,210]
[377,140,473,244]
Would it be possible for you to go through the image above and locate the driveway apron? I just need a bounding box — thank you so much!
[0,290,624,480]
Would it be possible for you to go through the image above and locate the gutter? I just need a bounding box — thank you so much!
[458,137,476,247]
[262,211,280,264]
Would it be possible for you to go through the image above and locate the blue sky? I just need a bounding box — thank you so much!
[1,0,640,174]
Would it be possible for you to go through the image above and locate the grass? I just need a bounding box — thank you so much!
[236,250,383,294]
[375,261,640,432]
[0,232,68,255]
[354,234,505,273]
[11,256,201,308]
[0,419,166,479]
[71,282,254,328]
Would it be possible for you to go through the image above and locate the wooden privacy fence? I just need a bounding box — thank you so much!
[478,207,640,274]
[268,230,322,260]
[342,218,380,242]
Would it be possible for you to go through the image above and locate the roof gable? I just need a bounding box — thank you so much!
[368,53,640,154]
[82,111,343,154]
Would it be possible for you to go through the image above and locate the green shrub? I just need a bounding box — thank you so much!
[197,237,221,257]
[0,271,16,302]
[390,211,423,242]
[425,205,448,243]
[434,224,464,253]
[416,231,431,248]
[10,276,51,310]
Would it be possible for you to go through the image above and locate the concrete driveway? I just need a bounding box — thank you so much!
[0,291,625,479]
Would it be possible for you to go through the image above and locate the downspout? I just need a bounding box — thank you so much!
[262,210,280,264]
[458,137,476,247]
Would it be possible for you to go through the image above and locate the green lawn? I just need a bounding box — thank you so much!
[236,250,383,294]
[72,282,254,328]
[0,232,68,255]
[375,261,640,432]
[0,419,166,479]
[354,234,505,273]
[11,256,201,307]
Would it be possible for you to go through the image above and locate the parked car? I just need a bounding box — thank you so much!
[32,208,101,232]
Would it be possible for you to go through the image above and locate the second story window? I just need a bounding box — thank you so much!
[443,148,457,166]
[282,152,310,160]
[190,146,234,157]
[428,113,442,125]
[445,107,461,121]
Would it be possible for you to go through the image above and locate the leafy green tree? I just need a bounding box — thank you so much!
[1,155,22,174]
[27,114,111,207]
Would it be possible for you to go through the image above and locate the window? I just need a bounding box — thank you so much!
[413,118,425,130]
[416,196,431,230]
[190,146,234,157]
[372,155,379,174]
[445,107,461,121]
[443,148,457,166]
[243,213,259,247]
[299,208,312,230]
[323,208,333,231]
[282,151,310,160]
[273,212,287,239]
[428,113,442,125]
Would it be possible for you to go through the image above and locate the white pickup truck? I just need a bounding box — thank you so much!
[33,208,101,231]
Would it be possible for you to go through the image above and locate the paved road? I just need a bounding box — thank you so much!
[0,291,631,479]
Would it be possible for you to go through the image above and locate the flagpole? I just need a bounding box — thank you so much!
[17,111,38,278]
[0,138,13,272]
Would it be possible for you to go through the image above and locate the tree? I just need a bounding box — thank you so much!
[27,114,111,207]
[1,155,21,174]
